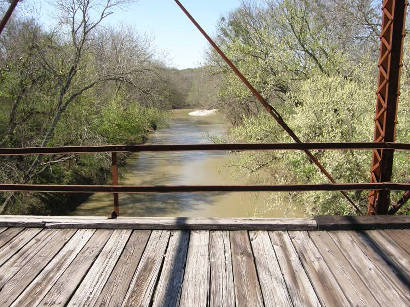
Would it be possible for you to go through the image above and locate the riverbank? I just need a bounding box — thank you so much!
[3,107,167,216]
[74,109,306,218]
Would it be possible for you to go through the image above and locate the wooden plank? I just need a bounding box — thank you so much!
[249,231,292,306]
[0,229,76,306]
[38,229,113,306]
[383,229,410,252]
[347,231,410,302]
[316,215,410,230]
[0,227,24,248]
[269,231,320,307]
[152,231,189,307]
[329,231,409,305]
[364,230,409,274]
[0,219,44,227]
[230,231,264,307]
[289,231,350,306]
[46,217,317,230]
[0,229,59,288]
[0,228,42,267]
[0,227,7,234]
[208,231,235,307]
[67,229,132,306]
[0,215,110,220]
[180,231,210,307]
[95,230,151,307]
[0,216,317,230]
[11,229,95,307]
[123,230,170,306]
[309,231,379,306]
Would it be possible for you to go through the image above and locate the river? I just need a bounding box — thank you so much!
[73,109,305,217]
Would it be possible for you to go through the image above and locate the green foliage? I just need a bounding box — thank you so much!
[92,100,167,144]
[213,0,409,215]
[0,13,172,215]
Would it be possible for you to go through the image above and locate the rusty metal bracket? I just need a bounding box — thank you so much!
[369,0,408,215]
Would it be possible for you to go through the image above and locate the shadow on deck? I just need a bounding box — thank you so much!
[0,215,408,306]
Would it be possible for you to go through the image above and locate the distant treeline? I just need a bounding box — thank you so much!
[165,67,220,109]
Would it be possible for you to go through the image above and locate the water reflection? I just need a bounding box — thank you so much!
[73,109,305,218]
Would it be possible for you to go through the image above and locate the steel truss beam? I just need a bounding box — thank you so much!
[369,0,408,214]
[0,0,19,35]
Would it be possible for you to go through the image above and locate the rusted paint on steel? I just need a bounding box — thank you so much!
[369,0,408,215]
[0,183,408,193]
[111,152,119,218]
[0,142,409,156]
[0,0,19,35]
[389,190,410,214]
[173,0,362,213]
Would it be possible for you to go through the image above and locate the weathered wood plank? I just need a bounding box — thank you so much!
[329,231,409,305]
[230,231,264,307]
[94,230,151,307]
[289,231,350,306]
[0,228,42,267]
[0,219,45,227]
[123,230,170,307]
[67,229,131,306]
[0,229,76,306]
[0,227,24,248]
[348,231,410,302]
[0,229,59,288]
[0,216,317,230]
[38,229,113,306]
[316,215,410,230]
[180,231,210,307]
[249,231,292,306]
[46,218,317,230]
[269,231,320,307]
[0,227,7,234]
[309,231,379,306]
[363,230,409,274]
[383,229,410,252]
[152,231,189,307]
[209,231,235,307]
[11,229,94,307]
[1,215,410,230]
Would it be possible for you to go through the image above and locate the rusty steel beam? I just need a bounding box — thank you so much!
[0,183,408,193]
[369,0,408,215]
[0,0,19,35]
[111,152,119,218]
[173,0,363,214]
[0,142,409,156]
[389,190,410,214]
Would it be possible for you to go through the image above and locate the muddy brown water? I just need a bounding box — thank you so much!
[73,109,305,217]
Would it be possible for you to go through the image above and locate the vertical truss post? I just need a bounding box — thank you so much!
[369,0,407,215]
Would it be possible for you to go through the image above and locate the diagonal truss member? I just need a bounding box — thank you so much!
[369,0,408,215]
[174,0,363,213]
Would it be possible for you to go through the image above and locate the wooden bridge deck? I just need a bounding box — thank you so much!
[0,216,408,306]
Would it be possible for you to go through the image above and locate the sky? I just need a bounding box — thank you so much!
[16,0,242,69]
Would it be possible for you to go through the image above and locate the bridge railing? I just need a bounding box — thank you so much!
[0,142,409,218]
